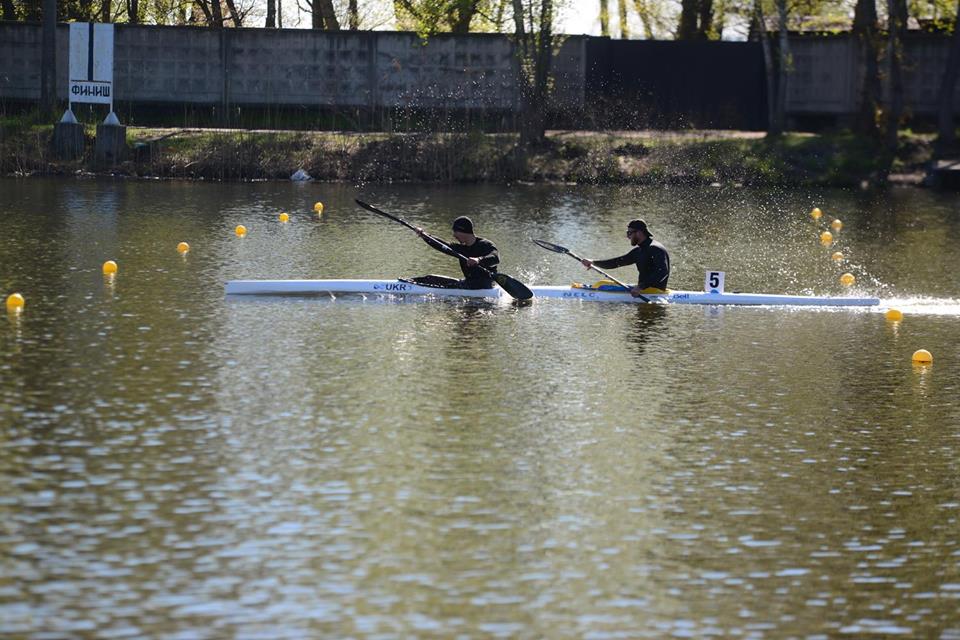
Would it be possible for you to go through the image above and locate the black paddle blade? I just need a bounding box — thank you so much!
[532,238,570,254]
[493,273,534,300]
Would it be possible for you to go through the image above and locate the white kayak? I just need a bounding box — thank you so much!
[225,279,880,307]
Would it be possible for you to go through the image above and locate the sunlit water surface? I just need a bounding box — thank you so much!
[1,179,959,638]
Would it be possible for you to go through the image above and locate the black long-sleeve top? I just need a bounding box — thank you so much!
[593,237,670,290]
[420,233,499,280]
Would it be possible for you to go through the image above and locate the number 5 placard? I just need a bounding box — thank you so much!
[705,270,725,294]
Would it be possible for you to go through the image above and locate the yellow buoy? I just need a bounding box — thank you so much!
[820,231,833,245]
[177,242,190,254]
[102,260,118,275]
[912,349,933,364]
[832,251,844,262]
[279,212,289,223]
[313,202,324,213]
[840,272,855,286]
[235,225,247,237]
[831,219,843,231]
[811,207,822,220]
[885,309,903,321]
[6,292,25,312]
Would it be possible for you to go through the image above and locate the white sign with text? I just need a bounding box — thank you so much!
[69,23,114,106]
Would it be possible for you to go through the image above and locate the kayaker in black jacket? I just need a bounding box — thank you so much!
[580,219,670,296]
[408,216,499,289]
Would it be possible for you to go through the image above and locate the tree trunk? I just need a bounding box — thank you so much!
[853,0,881,136]
[224,0,242,25]
[348,0,358,29]
[127,0,139,23]
[451,0,478,33]
[599,0,610,37]
[101,0,111,21]
[936,1,960,156]
[754,0,780,135]
[884,0,907,166]
[697,0,713,39]
[618,0,629,38]
[775,0,790,133]
[265,0,275,27]
[678,0,698,40]
[513,0,554,149]
[316,0,339,29]
[210,0,223,27]
[40,0,56,116]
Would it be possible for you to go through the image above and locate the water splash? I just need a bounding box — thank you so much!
[880,296,960,316]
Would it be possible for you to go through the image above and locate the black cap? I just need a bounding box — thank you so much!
[628,219,651,237]
[452,216,474,234]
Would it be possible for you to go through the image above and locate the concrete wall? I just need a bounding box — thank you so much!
[786,34,960,117]
[0,22,957,125]
[0,23,586,111]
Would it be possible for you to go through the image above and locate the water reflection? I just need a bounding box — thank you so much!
[2,179,960,637]
[626,303,669,357]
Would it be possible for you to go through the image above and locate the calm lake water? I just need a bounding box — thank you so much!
[1,178,959,638]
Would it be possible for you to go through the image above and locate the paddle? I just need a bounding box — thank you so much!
[355,199,534,301]
[532,238,650,302]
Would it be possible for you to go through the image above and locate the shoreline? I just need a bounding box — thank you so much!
[0,124,934,188]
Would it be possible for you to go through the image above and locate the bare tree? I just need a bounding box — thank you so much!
[194,0,224,27]
[853,0,881,136]
[512,0,554,148]
[599,0,609,36]
[618,0,629,37]
[266,0,275,26]
[2,0,16,20]
[775,0,790,133]
[41,0,56,115]
[304,0,339,29]
[678,0,713,39]
[349,0,358,28]
[754,0,780,134]
[885,0,907,159]
[935,0,960,155]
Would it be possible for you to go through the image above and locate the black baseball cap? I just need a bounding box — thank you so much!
[452,216,474,234]
[627,219,651,237]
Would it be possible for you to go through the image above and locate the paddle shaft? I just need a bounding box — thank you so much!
[356,199,534,301]
[533,239,649,302]
[356,200,495,276]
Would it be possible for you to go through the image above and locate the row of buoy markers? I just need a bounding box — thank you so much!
[812,206,932,365]
[234,202,324,236]
[7,200,327,312]
[3,201,933,367]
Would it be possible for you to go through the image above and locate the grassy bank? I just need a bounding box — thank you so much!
[0,117,934,187]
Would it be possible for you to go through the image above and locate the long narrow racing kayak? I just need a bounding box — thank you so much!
[225,279,880,307]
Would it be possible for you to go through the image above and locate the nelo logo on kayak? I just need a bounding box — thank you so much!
[561,291,599,299]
